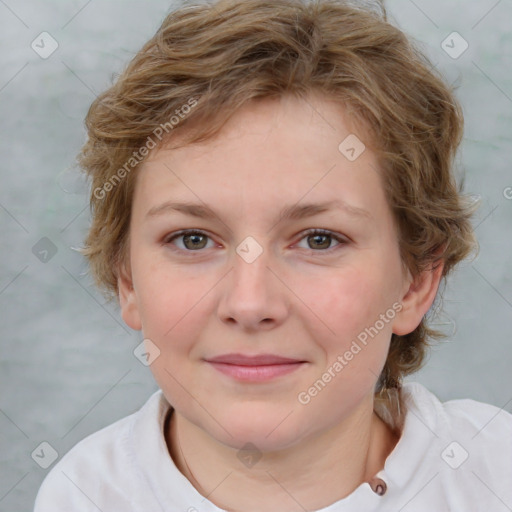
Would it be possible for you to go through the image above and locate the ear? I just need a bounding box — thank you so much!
[118,257,142,331]
[392,255,445,336]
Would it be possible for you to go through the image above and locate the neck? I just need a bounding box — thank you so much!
[165,398,399,512]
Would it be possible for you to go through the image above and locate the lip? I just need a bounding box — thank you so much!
[204,353,307,382]
[205,353,305,365]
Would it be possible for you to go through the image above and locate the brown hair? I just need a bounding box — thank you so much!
[77,0,479,412]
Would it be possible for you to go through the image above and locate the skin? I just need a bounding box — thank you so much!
[118,92,443,512]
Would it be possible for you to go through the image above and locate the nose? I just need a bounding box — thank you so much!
[217,239,289,332]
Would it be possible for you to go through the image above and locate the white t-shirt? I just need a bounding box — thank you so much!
[33,382,512,511]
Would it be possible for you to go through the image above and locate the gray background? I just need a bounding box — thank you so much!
[1,0,511,510]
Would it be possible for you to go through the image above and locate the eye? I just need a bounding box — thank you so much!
[295,229,348,252]
[163,230,215,252]
[163,228,348,254]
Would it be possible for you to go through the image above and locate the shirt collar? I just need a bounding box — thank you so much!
[130,382,439,511]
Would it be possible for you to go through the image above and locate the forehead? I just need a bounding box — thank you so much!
[134,93,386,220]
[152,92,371,160]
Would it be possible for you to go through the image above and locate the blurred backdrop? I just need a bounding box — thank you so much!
[1,0,511,510]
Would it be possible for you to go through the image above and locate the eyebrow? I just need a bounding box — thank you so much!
[146,199,372,222]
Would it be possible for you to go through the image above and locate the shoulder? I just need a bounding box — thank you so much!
[33,390,166,512]
[381,383,512,509]
[403,381,512,438]
[402,381,512,479]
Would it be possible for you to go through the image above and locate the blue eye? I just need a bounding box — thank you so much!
[164,229,347,254]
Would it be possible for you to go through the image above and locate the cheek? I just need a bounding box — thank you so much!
[307,266,385,339]
[132,252,208,340]
[306,265,395,379]
[303,272,394,405]
[135,267,214,406]
[140,276,210,339]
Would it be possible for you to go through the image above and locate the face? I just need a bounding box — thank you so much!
[119,93,437,452]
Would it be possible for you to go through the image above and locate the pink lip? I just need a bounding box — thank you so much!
[207,361,305,381]
[206,353,304,365]
[205,353,307,382]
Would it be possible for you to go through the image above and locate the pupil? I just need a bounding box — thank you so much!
[312,234,329,249]
[186,234,204,249]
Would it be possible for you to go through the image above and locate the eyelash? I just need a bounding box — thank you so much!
[163,229,348,255]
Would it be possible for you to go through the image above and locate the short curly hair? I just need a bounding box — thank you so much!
[77,0,479,409]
